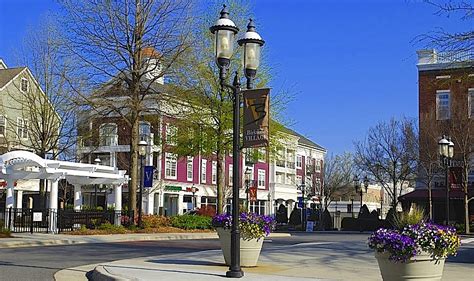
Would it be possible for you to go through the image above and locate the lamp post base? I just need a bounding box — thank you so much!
[226,270,244,278]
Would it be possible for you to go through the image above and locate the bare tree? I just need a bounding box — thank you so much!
[354,118,418,211]
[321,152,355,210]
[58,0,193,214]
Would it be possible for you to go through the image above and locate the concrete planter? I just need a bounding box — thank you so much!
[375,251,446,281]
[216,227,264,267]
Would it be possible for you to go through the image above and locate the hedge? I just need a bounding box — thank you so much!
[170,215,212,230]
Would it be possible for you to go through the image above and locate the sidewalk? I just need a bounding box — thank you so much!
[0,232,290,248]
[55,238,474,281]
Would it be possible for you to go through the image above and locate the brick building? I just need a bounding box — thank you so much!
[400,49,474,224]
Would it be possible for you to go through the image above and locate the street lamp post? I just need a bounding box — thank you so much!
[350,195,354,218]
[244,167,251,212]
[210,5,264,278]
[190,184,198,210]
[298,183,306,231]
[353,175,369,213]
[438,135,454,225]
[138,140,147,227]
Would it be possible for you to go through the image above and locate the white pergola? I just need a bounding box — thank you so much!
[0,151,128,233]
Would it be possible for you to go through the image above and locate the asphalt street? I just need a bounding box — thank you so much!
[0,233,472,281]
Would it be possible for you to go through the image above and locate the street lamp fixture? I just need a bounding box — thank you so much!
[138,140,147,227]
[438,135,454,225]
[210,5,265,278]
[190,184,198,210]
[238,19,265,89]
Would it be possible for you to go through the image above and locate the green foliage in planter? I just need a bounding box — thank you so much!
[393,206,426,230]
[170,215,212,230]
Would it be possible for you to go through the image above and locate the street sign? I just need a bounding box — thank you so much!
[297,196,303,208]
[306,221,314,232]
[243,88,270,148]
[249,187,257,202]
[144,166,154,188]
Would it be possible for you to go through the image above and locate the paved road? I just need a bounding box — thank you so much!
[0,233,472,281]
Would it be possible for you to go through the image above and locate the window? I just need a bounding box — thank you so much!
[258,169,266,189]
[165,153,177,179]
[0,115,5,136]
[315,160,321,171]
[296,175,302,185]
[229,164,233,186]
[296,155,302,169]
[436,90,450,120]
[212,161,217,184]
[249,200,265,215]
[347,204,353,214]
[469,89,474,118]
[166,123,177,145]
[21,78,28,92]
[187,157,193,182]
[201,159,207,183]
[99,123,117,146]
[17,117,28,139]
[306,156,313,166]
[276,172,284,184]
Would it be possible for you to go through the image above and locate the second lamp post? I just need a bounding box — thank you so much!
[353,175,369,212]
[210,5,265,278]
[438,135,454,225]
[138,140,147,227]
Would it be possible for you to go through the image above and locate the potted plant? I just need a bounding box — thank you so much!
[368,220,461,280]
[212,212,275,267]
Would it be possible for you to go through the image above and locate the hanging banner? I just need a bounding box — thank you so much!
[249,186,258,202]
[144,166,154,188]
[243,88,270,148]
[449,167,463,190]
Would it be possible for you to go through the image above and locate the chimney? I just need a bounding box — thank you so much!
[416,49,438,65]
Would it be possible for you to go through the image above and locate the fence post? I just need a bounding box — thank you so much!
[8,207,12,231]
[30,209,34,234]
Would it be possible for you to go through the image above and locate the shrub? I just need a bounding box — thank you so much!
[321,209,333,230]
[0,227,11,238]
[170,215,212,230]
[276,204,288,224]
[97,223,127,234]
[358,205,371,219]
[196,205,216,217]
[142,215,170,229]
[288,207,301,226]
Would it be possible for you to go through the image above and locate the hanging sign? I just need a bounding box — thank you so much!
[249,186,258,202]
[243,88,270,148]
[144,166,154,188]
[33,212,43,222]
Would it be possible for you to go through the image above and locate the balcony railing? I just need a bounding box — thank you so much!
[287,162,295,169]
[276,160,285,167]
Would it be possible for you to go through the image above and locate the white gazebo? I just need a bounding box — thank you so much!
[0,150,128,233]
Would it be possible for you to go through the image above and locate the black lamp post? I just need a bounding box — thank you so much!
[350,195,354,218]
[438,135,454,225]
[244,167,252,212]
[191,184,198,210]
[138,140,147,227]
[353,175,368,212]
[210,5,264,278]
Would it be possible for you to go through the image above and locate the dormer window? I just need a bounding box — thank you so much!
[21,78,28,92]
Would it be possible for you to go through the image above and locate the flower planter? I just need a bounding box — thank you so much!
[216,227,264,267]
[375,251,446,281]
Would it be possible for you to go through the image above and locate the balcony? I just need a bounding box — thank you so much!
[276,160,285,168]
[287,162,295,169]
[100,135,118,146]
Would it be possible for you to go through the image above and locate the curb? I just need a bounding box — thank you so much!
[89,265,135,281]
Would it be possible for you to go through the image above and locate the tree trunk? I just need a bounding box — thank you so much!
[129,116,140,216]
[464,166,470,234]
[428,181,433,221]
[216,151,225,214]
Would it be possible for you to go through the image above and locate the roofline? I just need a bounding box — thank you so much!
[0,67,27,91]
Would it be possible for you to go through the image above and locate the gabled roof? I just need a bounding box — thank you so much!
[279,125,326,152]
[0,67,26,89]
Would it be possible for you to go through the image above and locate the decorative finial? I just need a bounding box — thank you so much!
[220,4,229,19]
[247,18,256,32]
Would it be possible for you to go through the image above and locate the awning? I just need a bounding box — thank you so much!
[399,188,474,202]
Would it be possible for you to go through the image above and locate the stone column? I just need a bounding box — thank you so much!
[114,184,122,225]
[49,178,59,233]
[178,192,184,215]
[16,190,23,209]
[196,195,202,209]
[73,184,82,211]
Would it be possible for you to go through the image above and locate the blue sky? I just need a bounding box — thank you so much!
[0,0,468,155]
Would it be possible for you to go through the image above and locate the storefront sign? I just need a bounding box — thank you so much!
[243,88,270,148]
[249,186,257,202]
[164,185,182,192]
[144,166,154,188]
